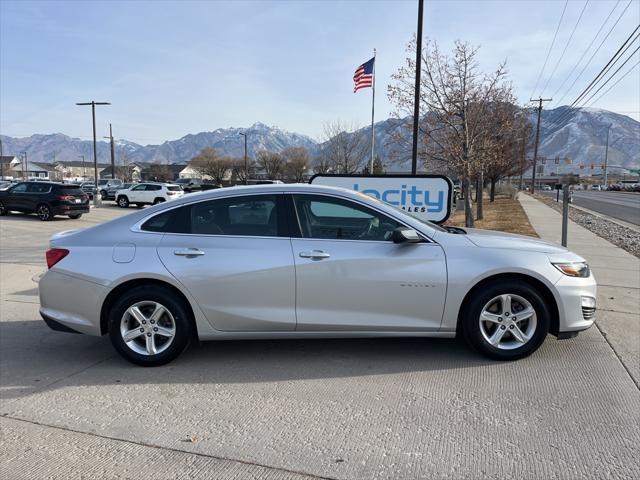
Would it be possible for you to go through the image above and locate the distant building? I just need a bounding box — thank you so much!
[1,156,56,180]
[100,163,143,182]
[55,160,110,181]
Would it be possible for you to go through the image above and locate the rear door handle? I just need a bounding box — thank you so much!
[174,248,205,257]
[299,250,330,260]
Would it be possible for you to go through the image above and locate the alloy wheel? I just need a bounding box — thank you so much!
[120,301,176,356]
[37,205,51,221]
[478,294,537,350]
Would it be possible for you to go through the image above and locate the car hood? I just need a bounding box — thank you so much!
[463,228,568,253]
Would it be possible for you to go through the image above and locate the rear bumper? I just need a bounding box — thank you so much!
[52,204,90,215]
[39,270,106,336]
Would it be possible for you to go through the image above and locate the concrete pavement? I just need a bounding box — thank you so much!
[519,194,640,385]
[2,203,640,479]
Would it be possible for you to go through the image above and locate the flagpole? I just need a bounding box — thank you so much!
[370,48,376,174]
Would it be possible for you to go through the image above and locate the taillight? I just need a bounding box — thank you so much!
[167,191,176,195]
[58,195,75,201]
[46,248,69,269]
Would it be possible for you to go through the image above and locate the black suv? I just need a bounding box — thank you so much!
[0,182,90,221]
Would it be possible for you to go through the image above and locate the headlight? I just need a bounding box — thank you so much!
[552,262,590,277]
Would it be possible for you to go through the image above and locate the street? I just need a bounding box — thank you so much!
[1,203,639,479]
[542,190,640,226]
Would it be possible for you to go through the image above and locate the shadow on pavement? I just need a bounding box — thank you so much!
[0,319,495,401]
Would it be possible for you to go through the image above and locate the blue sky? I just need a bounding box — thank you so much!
[1,0,638,145]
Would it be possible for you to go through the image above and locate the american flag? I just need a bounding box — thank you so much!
[353,57,375,93]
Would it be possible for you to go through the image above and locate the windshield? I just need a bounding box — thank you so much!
[356,192,447,232]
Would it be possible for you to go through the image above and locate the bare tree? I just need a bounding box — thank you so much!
[190,147,231,184]
[318,120,369,174]
[146,162,173,182]
[230,157,256,184]
[115,151,134,182]
[256,150,286,180]
[388,38,510,227]
[311,156,332,174]
[282,147,310,182]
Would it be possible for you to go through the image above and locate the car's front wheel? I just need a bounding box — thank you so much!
[461,279,550,360]
[108,285,193,366]
[0,201,8,215]
[100,190,107,200]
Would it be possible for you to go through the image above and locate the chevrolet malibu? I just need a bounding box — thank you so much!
[39,184,596,366]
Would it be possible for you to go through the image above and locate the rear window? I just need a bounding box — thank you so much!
[167,186,182,191]
[56,185,83,195]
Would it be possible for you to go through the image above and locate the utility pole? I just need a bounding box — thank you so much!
[239,132,248,185]
[529,97,552,194]
[0,139,3,180]
[411,0,424,175]
[79,155,86,180]
[20,151,27,180]
[103,123,116,179]
[603,124,611,187]
[76,101,110,206]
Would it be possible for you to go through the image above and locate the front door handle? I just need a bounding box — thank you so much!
[299,250,330,260]
[174,248,205,257]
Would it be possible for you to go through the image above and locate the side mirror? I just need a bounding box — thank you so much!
[392,227,422,244]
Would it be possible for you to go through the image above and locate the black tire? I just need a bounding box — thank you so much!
[0,201,8,216]
[153,197,165,205]
[68,213,82,219]
[117,196,129,208]
[108,285,193,367]
[100,190,107,200]
[136,203,144,208]
[36,204,53,221]
[461,279,550,361]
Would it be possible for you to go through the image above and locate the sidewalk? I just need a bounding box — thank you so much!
[519,194,640,386]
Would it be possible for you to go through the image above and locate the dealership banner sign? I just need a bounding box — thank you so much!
[309,174,453,224]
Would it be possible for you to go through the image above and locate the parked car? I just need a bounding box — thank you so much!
[39,184,596,366]
[105,183,133,201]
[0,181,89,221]
[0,181,12,191]
[175,178,203,193]
[97,179,124,199]
[80,182,95,198]
[541,185,552,191]
[590,185,601,191]
[116,183,184,208]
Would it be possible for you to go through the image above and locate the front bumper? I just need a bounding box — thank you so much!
[554,273,597,334]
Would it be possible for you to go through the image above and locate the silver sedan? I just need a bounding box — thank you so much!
[39,184,596,366]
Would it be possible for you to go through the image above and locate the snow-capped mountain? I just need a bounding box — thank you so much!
[1,109,638,173]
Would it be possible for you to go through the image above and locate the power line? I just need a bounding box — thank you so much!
[553,0,634,107]
[586,60,640,110]
[548,26,640,129]
[582,50,640,107]
[530,0,569,100]
[540,0,590,96]
[551,0,623,103]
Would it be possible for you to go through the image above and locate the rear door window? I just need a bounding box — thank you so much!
[26,183,51,193]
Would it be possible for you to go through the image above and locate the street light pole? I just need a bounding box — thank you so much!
[76,101,110,206]
[411,0,425,176]
[79,155,86,180]
[104,123,116,179]
[239,132,248,185]
[603,124,611,188]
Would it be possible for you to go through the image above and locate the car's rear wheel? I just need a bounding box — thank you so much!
[153,197,165,205]
[0,201,8,215]
[36,204,53,221]
[117,196,129,208]
[461,279,550,360]
[100,189,107,200]
[68,213,82,219]
[108,285,193,366]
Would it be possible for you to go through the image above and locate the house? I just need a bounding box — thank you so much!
[140,163,186,182]
[55,160,110,181]
[100,163,143,182]
[0,156,57,180]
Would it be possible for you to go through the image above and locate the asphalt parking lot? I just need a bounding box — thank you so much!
[1,204,639,479]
